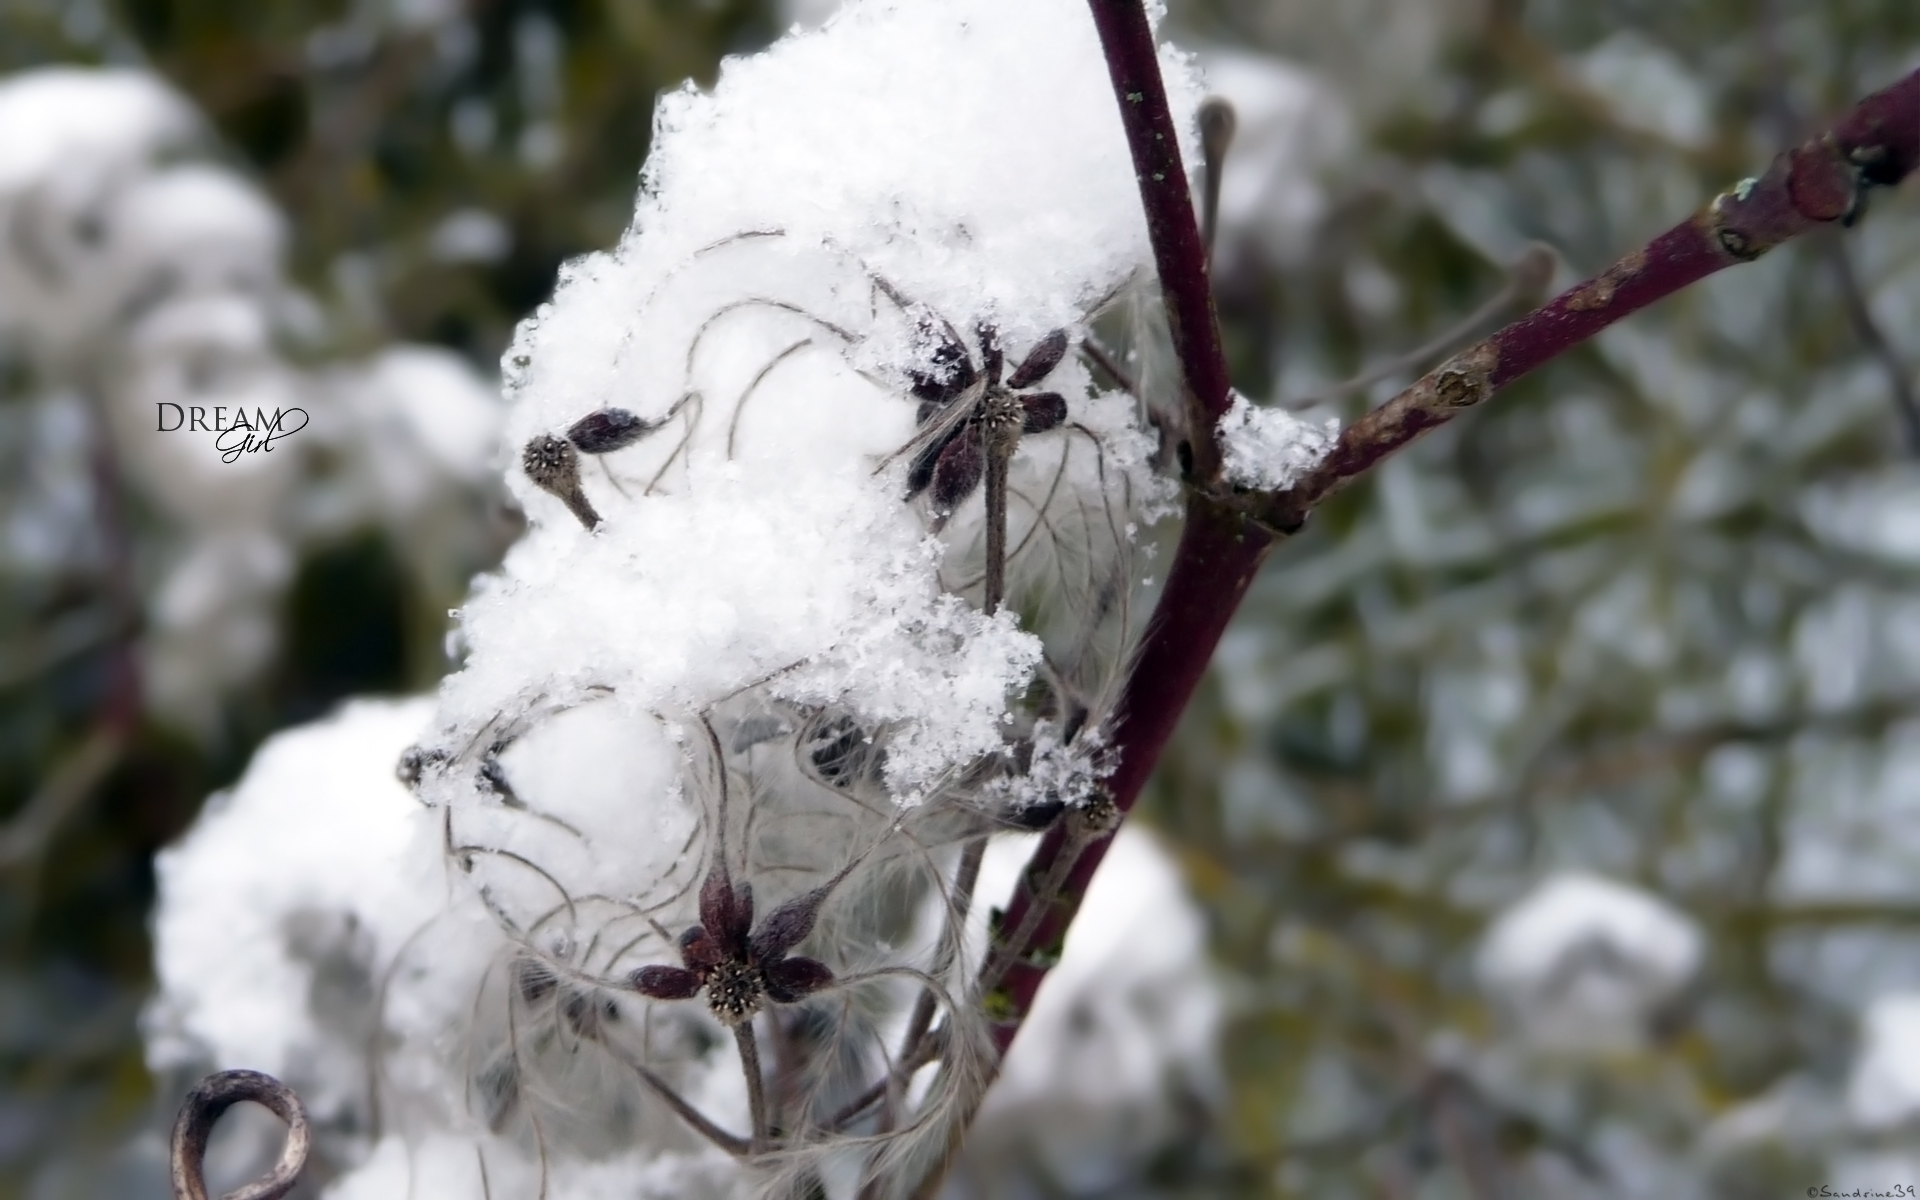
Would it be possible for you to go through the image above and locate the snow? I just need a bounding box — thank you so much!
[428,207,513,264]
[0,64,507,734]
[1476,872,1703,1057]
[1848,993,1920,1130]
[1217,390,1338,491]
[957,824,1221,1195]
[142,0,1235,1190]
[146,698,450,1132]
[420,0,1194,809]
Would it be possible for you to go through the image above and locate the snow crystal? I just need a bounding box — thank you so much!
[1477,872,1702,1057]
[1217,390,1338,491]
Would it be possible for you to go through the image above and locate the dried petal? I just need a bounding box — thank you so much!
[567,407,660,454]
[1007,329,1069,389]
[976,322,1004,385]
[1020,391,1067,434]
[909,318,973,403]
[698,861,753,949]
[929,432,985,511]
[905,425,961,499]
[630,965,703,1000]
[750,886,829,961]
[763,956,835,1003]
[678,925,724,971]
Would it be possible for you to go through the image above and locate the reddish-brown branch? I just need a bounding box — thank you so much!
[1269,64,1920,525]
[986,496,1270,1054]
[968,15,1920,1131]
[1087,0,1235,480]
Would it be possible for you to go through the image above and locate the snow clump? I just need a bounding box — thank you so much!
[151,0,1219,1195]
[1476,872,1703,1058]
[1217,390,1339,491]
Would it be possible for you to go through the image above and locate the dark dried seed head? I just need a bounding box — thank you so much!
[699,862,754,949]
[910,318,973,403]
[905,426,961,499]
[521,434,603,530]
[523,433,578,491]
[396,745,446,786]
[1072,788,1121,837]
[704,959,762,1024]
[977,322,1004,385]
[567,407,659,454]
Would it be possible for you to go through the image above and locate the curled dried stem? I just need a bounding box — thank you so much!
[169,1070,309,1200]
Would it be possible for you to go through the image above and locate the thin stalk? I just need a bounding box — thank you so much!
[736,1023,770,1155]
[983,428,1013,616]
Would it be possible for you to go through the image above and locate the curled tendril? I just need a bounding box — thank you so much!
[170,1070,310,1200]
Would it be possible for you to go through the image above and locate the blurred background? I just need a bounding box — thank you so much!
[2,0,1919,1196]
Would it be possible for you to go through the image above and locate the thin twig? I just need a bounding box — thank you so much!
[612,1042,751,1156]
[1087,0,1235,480]
[1260,64,1920,531]
[0,726,125,870]
[1287,243,1555,410]
[1079,336,1138,396]
[1755,0,1920,456]
[170,1070,309,1200]
[1198,97,1236,264]
[983,432,1015,615]
[927,19,1920,1200]
[1825,235,1920,454]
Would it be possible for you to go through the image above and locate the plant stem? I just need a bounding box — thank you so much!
[935,10,1920,1195]
[1262,62,1920,527]
[736,1023,770,1155]
[1086,0,1234,480]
